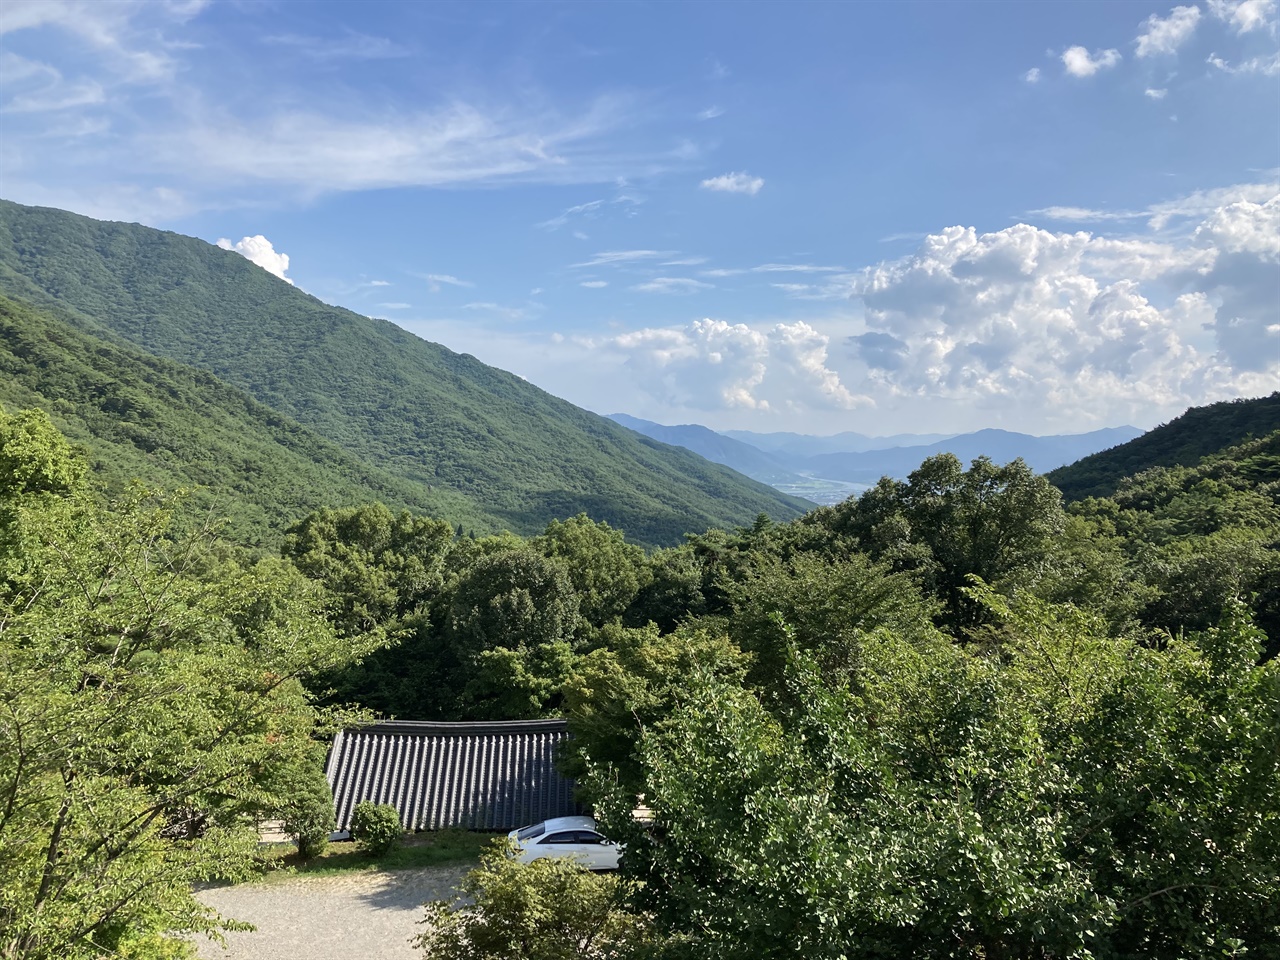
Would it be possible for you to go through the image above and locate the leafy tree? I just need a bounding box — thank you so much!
[534,513,647,631]
[415,841,651,960]
[278,755,336,860]
[812,454,1066,632]
[561,623,750,798]
[0,408,372,959]
[583,590,1279,959]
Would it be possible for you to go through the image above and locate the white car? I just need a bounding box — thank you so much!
[506,815,621,870]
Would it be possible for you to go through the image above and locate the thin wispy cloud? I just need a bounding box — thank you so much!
[1208,51,1280,75]
[263,31,409,61]
[752,263,845,273]
[701,171,765,195]
[464,301,528,320]
[1030,179,1280,230]
[580,280,609,288]
[1145,88,1169,99]
[420,273,473,292]
[1023,67,1041,83]
[572,249,676,268]
[377,302,411,309]
[698,105,725,120]
[630,277,713,294]
[662,257,708,266]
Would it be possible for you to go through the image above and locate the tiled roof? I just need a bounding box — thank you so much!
[324,719,581,831]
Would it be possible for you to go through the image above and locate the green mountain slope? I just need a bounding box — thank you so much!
[0,294,493,546]
[0,200,809,545]
[1048,393,1280,500]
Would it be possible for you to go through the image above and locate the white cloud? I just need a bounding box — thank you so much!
[1207,51,1280,75]
[599,318,866,412]
[1024,67,1041,83]
[1207,0,1276,33]
[216,235,293,284]
[262,30,408,61]
[700,171,765,195]
[842,192,1280,425]
[463,301,528,320]
[0,0,194,83]
[1061,45,1122,77]
[1145,87,1169,99]
[752,263,846,273]
[1135,5,1201,57]
[538,199,605,230]
[580,280,609,288]
[700,268,747,277]
[377,302,411,309]
[662,257,709,266]
[572,249,676,268]
[369,279,391,286]
[698,106,725,120]
[1030,180,1280,229]
[629,277,714,294]
[422,273,473,292]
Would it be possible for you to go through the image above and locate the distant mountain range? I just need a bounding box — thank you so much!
[609,414,1144,504]
[0,200,808,547]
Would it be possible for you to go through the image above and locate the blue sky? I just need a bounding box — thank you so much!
[2,0,1277,436]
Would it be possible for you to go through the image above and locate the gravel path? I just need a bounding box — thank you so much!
[195,865,470,960]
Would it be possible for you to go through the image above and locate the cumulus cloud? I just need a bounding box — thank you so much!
[1061,46,1122,77]
[1135,5,1201,57]
[1023,67,1041,83]
[599,319,866,412]
[630,277,714,294]
[841,192,1280,426]
[580,280,608,288]
[216,235,293,283]
[1208,0,1276,33]
[700,171,765,195]
[1145,87,1169,99]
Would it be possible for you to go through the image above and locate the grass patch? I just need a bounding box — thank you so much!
[251,830,492,882]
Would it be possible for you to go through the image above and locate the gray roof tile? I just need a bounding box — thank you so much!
[324,720,581,831]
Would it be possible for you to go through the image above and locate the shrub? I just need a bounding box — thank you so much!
[281,765,335,860]
[350,802,402,856]
[415,841,652,959]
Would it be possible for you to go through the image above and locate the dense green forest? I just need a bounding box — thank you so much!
[1047,392,1280,500]
[0,200,807,547]
[3,400,1278,959]
[0,295,490,546]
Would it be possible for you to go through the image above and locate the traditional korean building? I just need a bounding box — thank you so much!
[324,719,580,832]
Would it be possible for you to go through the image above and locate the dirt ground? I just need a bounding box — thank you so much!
[195,865,469,960]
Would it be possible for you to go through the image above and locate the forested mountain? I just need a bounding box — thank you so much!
[1048,392,1280,500]
[606,413,803,483]
[611,414,1141,503]
[723,427,955,456]
[0,200,808,546]
[0,294,490,546]
[799,425,1143,484]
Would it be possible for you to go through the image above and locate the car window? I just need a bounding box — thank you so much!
[540,832,577,844]
[575,831,605,844]
[517,823,546,841]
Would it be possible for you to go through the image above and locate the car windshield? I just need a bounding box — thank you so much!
[516,823,546,841]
